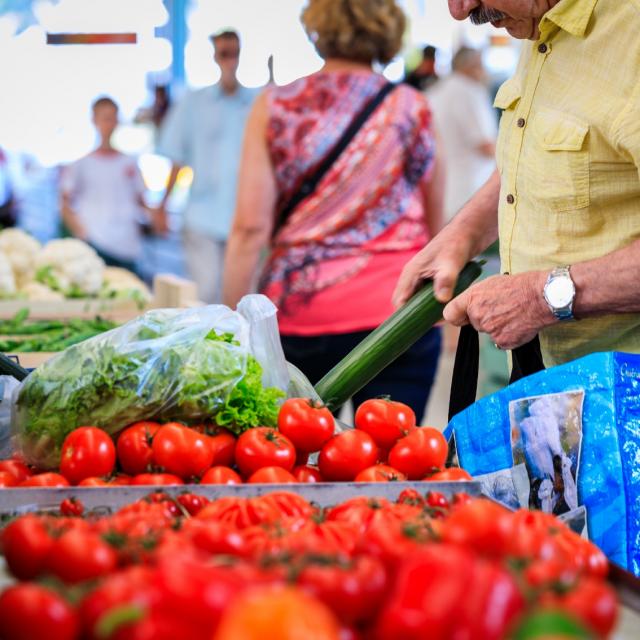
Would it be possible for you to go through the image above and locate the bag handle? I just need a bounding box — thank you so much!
[272,82,397,237]
[448,325,545,421]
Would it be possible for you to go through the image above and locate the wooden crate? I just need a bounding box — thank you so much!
[2,273,202,369]
[0,274,201,322]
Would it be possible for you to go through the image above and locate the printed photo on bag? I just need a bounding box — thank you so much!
[509,390,585,517]
[474,467,521,510]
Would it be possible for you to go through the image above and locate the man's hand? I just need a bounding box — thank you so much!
[392,230,473,307]
[443,271,556,350]
[150,207,170,236]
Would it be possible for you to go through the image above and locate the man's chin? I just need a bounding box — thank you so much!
[500,18,538,40]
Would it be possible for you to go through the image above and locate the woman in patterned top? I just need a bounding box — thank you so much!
[222,0,444,422]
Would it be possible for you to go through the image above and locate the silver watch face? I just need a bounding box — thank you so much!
[545,276,574,308]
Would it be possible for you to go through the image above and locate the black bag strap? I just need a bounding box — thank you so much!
[273,81,397,236]
[448,325,545,422]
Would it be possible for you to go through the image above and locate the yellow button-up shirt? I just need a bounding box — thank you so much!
[495,0,640,367]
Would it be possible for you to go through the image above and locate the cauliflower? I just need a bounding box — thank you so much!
[34,239,105,297]
[0,250,16,297]
[100,266,151,305]
[0,228,41,287]
[18,281,65,302]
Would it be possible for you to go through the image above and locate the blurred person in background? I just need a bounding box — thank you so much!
[404,44,439,92]
[157,30,257,303]
[428,47,497,222]
[60,97,163,273]
[222,0,444,422]
[0,147,17,228]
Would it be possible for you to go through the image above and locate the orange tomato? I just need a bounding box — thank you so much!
[214,586,340,640]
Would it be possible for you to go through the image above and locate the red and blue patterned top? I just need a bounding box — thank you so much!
[260,70,436,335]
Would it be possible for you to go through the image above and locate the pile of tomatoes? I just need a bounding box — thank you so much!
[0,490,617,640]
[0,398,472,487]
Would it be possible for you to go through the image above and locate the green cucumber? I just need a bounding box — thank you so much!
[315,261,482,410]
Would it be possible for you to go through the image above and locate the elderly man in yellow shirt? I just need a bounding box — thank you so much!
[395,0,640,367]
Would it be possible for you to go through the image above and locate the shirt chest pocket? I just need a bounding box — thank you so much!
[529,109,590,212]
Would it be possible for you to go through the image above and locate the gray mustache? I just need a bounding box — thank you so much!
[469,6,507,25]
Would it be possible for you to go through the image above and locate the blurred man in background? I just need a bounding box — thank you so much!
[61,97,161,272]
[157,30,257,303]
[404,44,439,92]
[428,47,497,222]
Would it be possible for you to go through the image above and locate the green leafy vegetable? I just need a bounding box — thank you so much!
[14,314,284,468]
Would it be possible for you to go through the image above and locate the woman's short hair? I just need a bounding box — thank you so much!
[302,0,405,65]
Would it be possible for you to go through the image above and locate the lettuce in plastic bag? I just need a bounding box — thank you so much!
[12,300,287,469]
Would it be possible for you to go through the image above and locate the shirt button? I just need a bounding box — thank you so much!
[538,43,548,53]
[517,117,526,128]
[506,194,515,204]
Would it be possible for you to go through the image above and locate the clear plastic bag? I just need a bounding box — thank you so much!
[12,295,290,469]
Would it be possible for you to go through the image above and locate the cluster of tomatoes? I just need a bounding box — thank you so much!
[0,398,471,487]
[0,490,617,640]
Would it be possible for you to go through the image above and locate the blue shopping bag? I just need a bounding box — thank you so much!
[445,342,640,576]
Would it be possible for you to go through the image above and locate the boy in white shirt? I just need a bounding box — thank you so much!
[61,96,165,272]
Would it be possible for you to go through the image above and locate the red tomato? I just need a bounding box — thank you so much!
[207,427,236,467]
[248,466,297,484]
[426,491,449,513]
[259,492,315,522]
[318,430,378,481]
[235,427,296,477]
[543,578,618,637]
[354,398,416,450]
[46,528,118,584]
[296,555,388,625]
[197,496,281,529]
[200,466,242,485]
[0,583,79,640]
[397,489,426,507]
[288,520,361,557]
[77,476,110,487]
[293,465,323,483]
[177,493,210,516]
[60,426,116,485]
[278,398,335,453]
[355,464,406,482]
[20,472,70,487]
[0,459,33,483]
[425,467,473,482]
[1,515,54,579]
[109,474,131,486]
[116,421,161,475]
[0,470,18,486]
[60,497,84,517]
[388,427,449,480]
[130,473,184,486]
[79,566,163,640]
[152,423,214,480]
[440,498,514,558]
[182,519,249,557]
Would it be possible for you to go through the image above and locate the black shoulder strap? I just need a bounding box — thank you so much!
[273,82,397,236]
[448,325,545,422]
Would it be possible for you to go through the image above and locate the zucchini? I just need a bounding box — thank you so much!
[314,261,482,410]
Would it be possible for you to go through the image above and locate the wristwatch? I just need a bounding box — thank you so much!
[543,266,576,320]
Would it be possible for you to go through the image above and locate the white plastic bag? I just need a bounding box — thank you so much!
[12,295,290,469]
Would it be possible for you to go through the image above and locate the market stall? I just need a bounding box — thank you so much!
[0,268,638,639]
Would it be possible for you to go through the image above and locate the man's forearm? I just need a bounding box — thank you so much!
[160,164,181,207]
[447,169,500,257]
[571,238,640,316]
[61,201,86,239]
